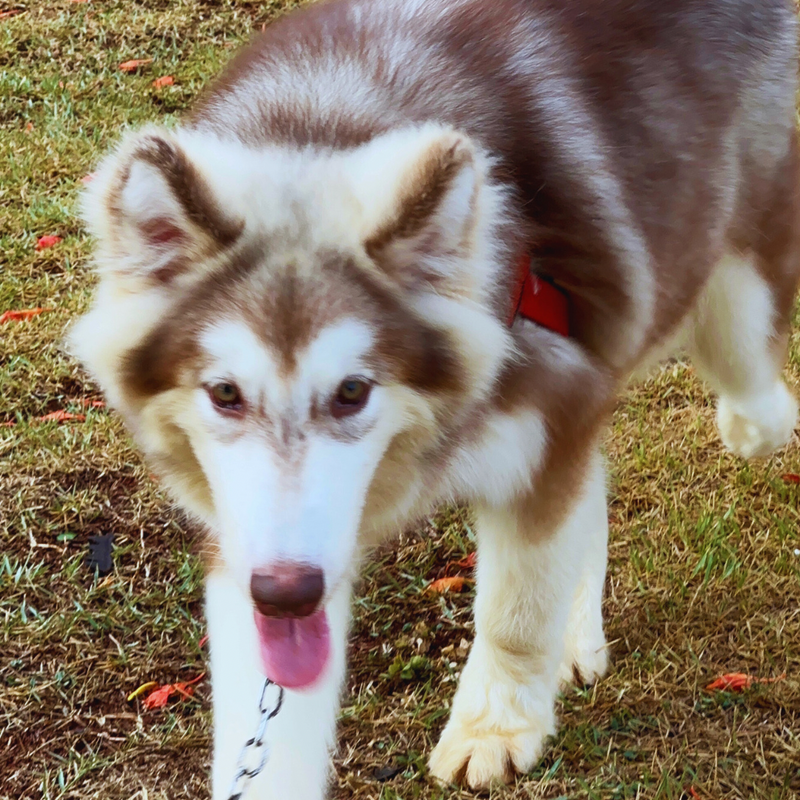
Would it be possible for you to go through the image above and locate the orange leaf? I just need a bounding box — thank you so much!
[173,684,195,700]
[142,684,174,710]
[455,552,477,569]
[141,673,205,710]
[444,551,477,573]
[198,634,209,648]
[706,671,786,692]
[688,788,702,800]
[78,398,105,409]
[152,75,174,88]
[782,473,800,484]
[37,410,86,424]
[119,58,153,72]
[184,671,206,687]
[428,576,467,594]
[35,235,62,250]
[0,307,52,324]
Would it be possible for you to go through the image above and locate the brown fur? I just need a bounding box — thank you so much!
[116,0,800,540]
[191,0,798,366]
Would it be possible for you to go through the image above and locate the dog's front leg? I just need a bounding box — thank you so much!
[429,452,608,790]
[205,570,350,800]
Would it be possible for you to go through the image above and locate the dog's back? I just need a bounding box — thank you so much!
[191,0,799,369]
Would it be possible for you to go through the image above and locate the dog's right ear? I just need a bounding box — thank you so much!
[82,128,242,283]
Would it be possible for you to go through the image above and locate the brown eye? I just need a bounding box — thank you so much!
[332,377,371,418]
[209,382,242,410]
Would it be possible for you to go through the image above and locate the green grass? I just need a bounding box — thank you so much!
[1,2,799,799]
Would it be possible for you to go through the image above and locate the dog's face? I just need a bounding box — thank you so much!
[70,123,512,683]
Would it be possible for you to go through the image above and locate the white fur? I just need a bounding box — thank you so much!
[429,453,608,789]
[206,570,351,800]
[690,253,798,457]
[557,461,609,687]
[448,410,548,504]
[191,319,408,598]
[69,8,799,795]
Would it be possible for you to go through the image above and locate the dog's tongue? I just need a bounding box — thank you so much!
[253,608,330,690]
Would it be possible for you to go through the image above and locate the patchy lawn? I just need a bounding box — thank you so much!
[1,2,799,799]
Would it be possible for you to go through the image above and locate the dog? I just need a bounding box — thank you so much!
[70,0,800,796]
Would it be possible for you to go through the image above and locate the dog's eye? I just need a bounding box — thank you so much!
[209,382,242,410]
[332,377,371,418]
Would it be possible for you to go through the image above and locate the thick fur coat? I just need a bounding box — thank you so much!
[71,0,800,796]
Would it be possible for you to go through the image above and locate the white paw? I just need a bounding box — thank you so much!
[557,573,609,688]
[428,648,555,790]
[717,382,797,459]
[557,636,608,688]
[429,719,549,789]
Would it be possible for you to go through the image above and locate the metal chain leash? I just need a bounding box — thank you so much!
[226,678,285,800]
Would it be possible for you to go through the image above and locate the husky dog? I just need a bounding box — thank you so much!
[70,0,800,796]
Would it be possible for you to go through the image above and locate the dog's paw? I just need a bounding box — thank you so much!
[717,382,797,459]
[557,638,608,688]
[557,577,609,688]
[429,718,547,789]
[428,647,555,790]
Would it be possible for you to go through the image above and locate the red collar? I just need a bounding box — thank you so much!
[507,253,570,336]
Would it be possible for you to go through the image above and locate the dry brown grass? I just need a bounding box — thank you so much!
[1,2,799,799]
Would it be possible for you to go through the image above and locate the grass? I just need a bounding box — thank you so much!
[1,1,799,798]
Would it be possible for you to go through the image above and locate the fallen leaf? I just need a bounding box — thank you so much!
[444,550,477,574]
[455,551,477,569]
[142,672,205,710]
[126,681,157,702]
[0,307,52,324]
[428,576,467,594]
[24,121,34,133]
[782,473,800,484]
[198,634,209,648]
[152,75,174,88]
[0,10,23,20]
[706,671,786,692]
[1,408,86,427]
[688,788,702,800]
[119,58,153,72]
[142,684,173,710]
[78,398,106,409]
[35,235,62,250]
[38,410,86,424]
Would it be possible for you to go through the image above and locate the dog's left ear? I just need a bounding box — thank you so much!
[357,127,484,288]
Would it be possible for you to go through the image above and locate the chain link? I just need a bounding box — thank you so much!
[226,678,284,800]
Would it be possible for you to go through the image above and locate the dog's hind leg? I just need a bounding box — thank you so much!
[429,451,608,790]
[690,130,800,459]
[205,570,350,800]
[690,249,799,459]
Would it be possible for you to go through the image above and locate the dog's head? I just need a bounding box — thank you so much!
[70,124,515,685]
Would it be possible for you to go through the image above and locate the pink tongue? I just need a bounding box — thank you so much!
[253,608,330,690]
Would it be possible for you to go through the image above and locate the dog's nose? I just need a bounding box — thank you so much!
[250,564,325,618]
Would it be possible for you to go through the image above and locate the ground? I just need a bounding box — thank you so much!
[1,1,799,799]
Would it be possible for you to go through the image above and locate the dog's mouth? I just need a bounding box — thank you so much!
[253,608,331,690]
